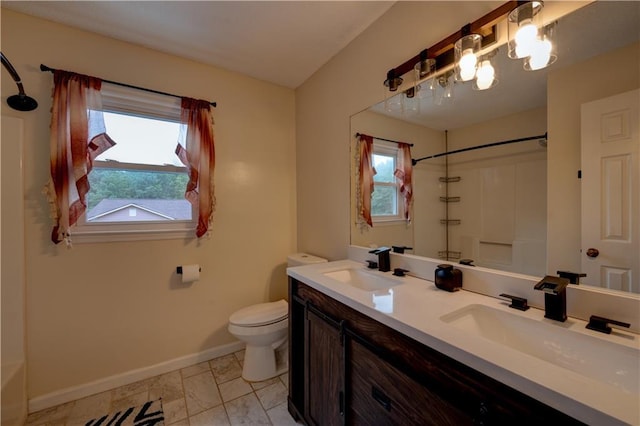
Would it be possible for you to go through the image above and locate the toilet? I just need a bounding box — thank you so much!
[228,253,327,382]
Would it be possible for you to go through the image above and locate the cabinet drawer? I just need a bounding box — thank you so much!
[348,338,470,425]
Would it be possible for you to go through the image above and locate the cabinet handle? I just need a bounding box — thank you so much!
[372,386,392,412]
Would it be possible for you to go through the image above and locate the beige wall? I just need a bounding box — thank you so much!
[296,1,505,261]
[547,42,640,276]
[1,10,296,398]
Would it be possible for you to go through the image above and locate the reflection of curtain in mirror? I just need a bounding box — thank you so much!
[394,143,413,221]
[357,134,375,227]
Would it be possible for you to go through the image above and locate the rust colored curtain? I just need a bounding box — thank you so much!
[394,142,413,221]
[175,98,216,238]
[358,134,376,227]
[45,70,116,245]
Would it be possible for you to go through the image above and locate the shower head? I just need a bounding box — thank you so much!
[1,52,38,111]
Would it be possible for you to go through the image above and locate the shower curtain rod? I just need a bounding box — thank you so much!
[355,133,414,147]
[40,64,217,108]
[411,132,547,166]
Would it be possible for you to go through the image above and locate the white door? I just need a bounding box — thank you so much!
[581,89,639,293]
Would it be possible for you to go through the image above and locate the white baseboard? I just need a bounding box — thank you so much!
[28,340,245,413]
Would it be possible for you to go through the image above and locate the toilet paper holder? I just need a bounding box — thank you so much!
[176,266,201,274]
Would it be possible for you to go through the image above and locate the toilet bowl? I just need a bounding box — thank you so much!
[228,300,289,382]
[228,253,327,382]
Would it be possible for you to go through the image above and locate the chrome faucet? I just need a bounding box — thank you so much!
[534,275,569,322]
[368,247,391,272]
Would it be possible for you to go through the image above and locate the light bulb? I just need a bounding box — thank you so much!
[459,48,477,81]
[514,19,538,58]
[475,60,495,90]
[528,38,552,70]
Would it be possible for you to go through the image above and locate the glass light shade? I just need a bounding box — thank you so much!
[473,59,498,90]
[433,72,454,106]
[508,1,543,59]
[454,34,481,82]
[404,87,420,113]
[524,22,558,71]
[385,92,404,113]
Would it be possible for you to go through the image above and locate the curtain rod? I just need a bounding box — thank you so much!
[356,133,414,147]
[40,64,217,108]
[412,132,547,166]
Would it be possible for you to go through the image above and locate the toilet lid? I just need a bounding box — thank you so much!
[229,299,288,327]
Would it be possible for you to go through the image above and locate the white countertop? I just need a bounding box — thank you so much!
[288,259,640,426]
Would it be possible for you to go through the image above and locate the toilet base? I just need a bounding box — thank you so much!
[242,343,288,382]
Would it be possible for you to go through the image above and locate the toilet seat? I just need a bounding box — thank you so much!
[229,299,288,327]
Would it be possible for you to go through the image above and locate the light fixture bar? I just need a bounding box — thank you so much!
[384,0,519,88]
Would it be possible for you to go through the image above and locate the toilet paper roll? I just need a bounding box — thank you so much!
[181,264,200,283]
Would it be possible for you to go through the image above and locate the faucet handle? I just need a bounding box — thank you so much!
[557,270,587,284]
[366,260,378,269]
[499,293,529,311]
[392,246,413,254]
[586,315,631,334]
[392,268,409,277]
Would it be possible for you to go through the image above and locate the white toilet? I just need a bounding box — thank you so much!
[228,253,327,382]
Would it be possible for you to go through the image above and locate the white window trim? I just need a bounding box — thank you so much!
[71,83,197,243]
[371,140,405,224]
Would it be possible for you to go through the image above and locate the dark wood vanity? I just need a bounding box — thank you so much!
[288,278,584,425]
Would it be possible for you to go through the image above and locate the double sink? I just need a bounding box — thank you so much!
[322,265,639,397]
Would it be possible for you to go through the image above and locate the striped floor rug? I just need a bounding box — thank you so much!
[84,398,164,426]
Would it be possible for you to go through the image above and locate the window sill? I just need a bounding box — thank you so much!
[372,218,410,227]
[69,227,196,244]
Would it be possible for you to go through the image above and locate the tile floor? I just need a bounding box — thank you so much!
[25,350,299,426]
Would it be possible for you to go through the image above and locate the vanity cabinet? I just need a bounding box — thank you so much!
[288,278,584,426]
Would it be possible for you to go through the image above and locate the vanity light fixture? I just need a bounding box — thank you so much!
[508,1,558,70]
[383,2,557,96]
[454,24,482,82]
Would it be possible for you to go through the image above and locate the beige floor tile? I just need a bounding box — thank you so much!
[163,397,188,424]
[66,391,112,424]
[110,390,150,412]
[266,402,299,426]
[225,393,270,425]
[189,404,230,426]
[233,349,245,366]
[147,370,184,402]
[110,379,149,401]
[249,376,280,391]
[219,377,253,402]
[255,381,288,411]
[167,419,190,426]
[183,371,223,416]
[25,402,74,425]
[210,354,243,384]
[181,361,211,378]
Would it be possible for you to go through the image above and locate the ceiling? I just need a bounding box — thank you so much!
[370,1,640,130]
[2,1,394,89]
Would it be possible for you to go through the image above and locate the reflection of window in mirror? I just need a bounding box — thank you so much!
[372,141,404,222]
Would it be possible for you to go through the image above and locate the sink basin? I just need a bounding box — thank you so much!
[440,304,639,394]
[323,268,403,292]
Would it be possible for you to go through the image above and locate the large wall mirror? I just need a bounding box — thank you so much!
[351,1,640,293]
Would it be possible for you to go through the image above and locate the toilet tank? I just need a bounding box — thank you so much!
[287,253,328,267]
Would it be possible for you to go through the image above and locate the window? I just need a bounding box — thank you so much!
[72,84,195,242]
[371,141,404,222]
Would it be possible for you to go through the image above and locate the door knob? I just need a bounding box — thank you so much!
[586,248,599,258]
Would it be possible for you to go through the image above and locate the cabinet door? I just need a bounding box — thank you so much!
[347,337,471,426]
[306,306,344,426]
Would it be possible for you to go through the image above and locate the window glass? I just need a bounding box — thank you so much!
[72,84,196,242]
[371,142,403,221]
